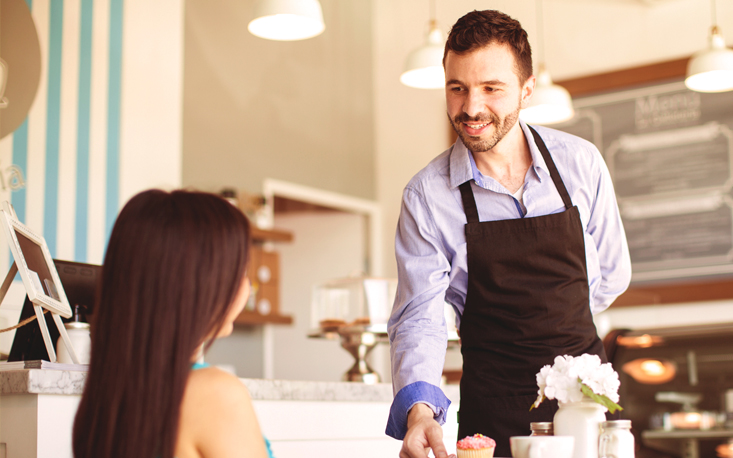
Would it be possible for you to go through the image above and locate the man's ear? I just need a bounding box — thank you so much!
[521,75,536,109]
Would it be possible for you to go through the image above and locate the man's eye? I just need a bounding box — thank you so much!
[450,86,464,92]
[484,86,497,92]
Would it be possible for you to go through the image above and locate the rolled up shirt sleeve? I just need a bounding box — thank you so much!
[386,186,453,440]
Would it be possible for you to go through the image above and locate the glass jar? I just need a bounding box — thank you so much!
[599,420,634,458]
[530,421,554,436]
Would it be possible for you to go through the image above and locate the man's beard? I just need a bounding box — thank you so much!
[449,104,521,153]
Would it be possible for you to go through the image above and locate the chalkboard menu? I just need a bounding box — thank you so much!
[556,80,733,283]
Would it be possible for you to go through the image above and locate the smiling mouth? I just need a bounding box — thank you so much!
[462,122,492,135]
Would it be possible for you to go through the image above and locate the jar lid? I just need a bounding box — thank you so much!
[64,321,90,330]
[530,422,553,430]
[601,420,632,429]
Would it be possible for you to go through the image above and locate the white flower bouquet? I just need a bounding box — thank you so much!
[532,353,623,413]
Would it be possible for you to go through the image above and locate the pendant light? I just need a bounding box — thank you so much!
[685,0,733,93]
[248,0,325,41]
[400,0,445,89]
[519,0,574,125]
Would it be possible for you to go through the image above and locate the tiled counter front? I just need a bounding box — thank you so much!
[0,370,461,458]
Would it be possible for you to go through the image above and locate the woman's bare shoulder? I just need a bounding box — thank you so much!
[177,367,267,458]
[188,367,251,401]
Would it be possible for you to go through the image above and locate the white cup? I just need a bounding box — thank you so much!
[510,436,574,458]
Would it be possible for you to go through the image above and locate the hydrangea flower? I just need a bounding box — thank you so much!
[532,353,623,413]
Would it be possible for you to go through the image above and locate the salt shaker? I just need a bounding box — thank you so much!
[530,422,553,436]
[599,420,634,458]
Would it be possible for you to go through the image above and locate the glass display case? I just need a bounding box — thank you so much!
[311,276,397,333]
[309,275,460,384]
[308,276,397,384]
[606,322,733,458]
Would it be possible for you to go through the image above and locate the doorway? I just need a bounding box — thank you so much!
[260,179,389,382]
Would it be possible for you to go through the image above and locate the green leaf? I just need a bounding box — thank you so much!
[579,379,623,414]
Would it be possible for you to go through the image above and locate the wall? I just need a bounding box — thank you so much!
[0,0,183,354]
[372,0,733,335]
[182,0,375,200]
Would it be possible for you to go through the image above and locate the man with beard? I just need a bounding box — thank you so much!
[385,10,631,458]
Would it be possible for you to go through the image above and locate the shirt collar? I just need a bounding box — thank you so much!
[449,119,551,189]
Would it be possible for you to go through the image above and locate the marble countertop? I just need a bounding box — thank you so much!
[0,369,461,403]
[0,368,87,396]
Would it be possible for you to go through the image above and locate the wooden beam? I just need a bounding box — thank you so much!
[234,310,293,325]
[250,226,294,243]
[556,57,689,97]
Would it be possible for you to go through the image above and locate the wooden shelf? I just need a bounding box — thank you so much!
[613,277,733,308]
[251,227,293,243]
[234,310,293,325]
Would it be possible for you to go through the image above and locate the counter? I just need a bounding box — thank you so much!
[0,369,461,458]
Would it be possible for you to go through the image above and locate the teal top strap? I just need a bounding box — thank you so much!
[264,436,275,458]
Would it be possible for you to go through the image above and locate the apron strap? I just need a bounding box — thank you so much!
[527,125,573,210]
[459,181,480,223]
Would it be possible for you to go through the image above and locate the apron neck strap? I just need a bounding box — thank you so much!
[528,125,573,210]
[459,181,480,223]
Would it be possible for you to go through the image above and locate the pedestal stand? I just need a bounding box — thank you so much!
[339,327,380,384]
[309,326,460,384]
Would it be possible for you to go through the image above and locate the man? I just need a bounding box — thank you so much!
[385,10,631,458]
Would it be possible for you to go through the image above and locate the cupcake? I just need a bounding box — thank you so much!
[456,434,496,458]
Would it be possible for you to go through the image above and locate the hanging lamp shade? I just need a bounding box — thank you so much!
[520,66,574,125]
[400,25,445,89]
[248,0,325,41]
[685,27,733,93]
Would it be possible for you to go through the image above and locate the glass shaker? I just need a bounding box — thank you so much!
[599,420,634,458]
[530,422,553,436]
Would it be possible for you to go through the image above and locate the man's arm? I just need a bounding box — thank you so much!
[386,186,453,444]
[586,147,632,313]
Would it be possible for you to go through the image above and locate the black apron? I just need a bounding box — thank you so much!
[457,126,606,457]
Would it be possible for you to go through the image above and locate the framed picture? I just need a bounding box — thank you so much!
[0,202,72,318]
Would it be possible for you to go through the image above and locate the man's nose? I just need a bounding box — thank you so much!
[463,90,485,118]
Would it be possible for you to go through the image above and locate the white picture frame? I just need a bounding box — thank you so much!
[0,202,72,318]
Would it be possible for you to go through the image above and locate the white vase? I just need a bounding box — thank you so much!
[553,396,607,458]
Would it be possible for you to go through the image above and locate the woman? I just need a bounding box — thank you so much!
[73,189,270,458]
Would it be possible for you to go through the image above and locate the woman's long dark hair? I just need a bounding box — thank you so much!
[73,189,250,458]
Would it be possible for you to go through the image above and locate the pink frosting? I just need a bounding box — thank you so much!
[456,434,496,450]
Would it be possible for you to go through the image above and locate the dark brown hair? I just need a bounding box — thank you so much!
[444,10,533,83]
[73,189,251,458]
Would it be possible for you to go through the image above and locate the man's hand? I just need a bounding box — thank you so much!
[399,403,456,458]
